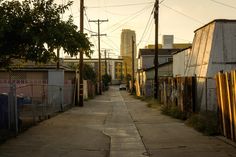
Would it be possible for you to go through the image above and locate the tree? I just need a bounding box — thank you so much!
[102,73,111,90]
[83,64,96,83]
[0,0,93,68]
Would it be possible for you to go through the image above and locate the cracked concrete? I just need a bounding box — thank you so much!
[103,90,148,157]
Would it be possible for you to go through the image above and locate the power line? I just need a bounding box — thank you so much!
[101,38,119,52]
[105,4,153,32]
[105,36,120,50]
[108,4,153,33]
[84,8,98,50]
[209,0,236,10]
[137,7,154,46]
[160,0,167,4]
[144,18,155,47]
[87,2,154,8]
[84,28,97,34]
[161,3,204,24]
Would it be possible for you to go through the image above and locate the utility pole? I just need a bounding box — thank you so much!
[78,0,84,106]
[89,19,108,95]
[154,0,159,99]
[125,62,128,84]
[57,48,60,69]
[104,50,107,75]
[131,36,135,94]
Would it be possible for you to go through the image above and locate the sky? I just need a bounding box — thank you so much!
[57,0,236,58]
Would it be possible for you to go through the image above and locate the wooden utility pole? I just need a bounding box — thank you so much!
[79,0,84,106]
[89,19,108,95]
[57,48,60,69]
[104,50,107,75]
[154,0,159,99]
[131,36,135,94]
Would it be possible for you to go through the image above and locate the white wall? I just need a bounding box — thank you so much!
[48,70,64,111]
[173,48,190,76]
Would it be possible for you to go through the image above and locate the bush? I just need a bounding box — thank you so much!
[186,112,220,136]
[161,105,187,120]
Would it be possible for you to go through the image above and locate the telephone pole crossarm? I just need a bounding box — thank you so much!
[89,19,109,95]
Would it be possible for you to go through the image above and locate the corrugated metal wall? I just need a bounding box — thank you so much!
[185,21,236,111]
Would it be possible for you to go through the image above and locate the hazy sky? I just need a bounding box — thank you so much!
[58,0,236,57]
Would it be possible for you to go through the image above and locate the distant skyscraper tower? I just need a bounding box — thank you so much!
[120,29,137,78]
[120,29,136,57]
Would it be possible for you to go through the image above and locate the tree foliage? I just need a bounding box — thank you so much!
[102,73,111,87]
[0,0,93,68]
[83,64,96,83]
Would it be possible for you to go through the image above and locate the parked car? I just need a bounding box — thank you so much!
[119,84,127,90]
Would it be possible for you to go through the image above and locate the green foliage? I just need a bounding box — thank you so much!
[83,64,96,83]
[102,74,111,87]
[126,74,131,81]
[186,112,220,136]
[161,105,187,120]
[0,0,93,68]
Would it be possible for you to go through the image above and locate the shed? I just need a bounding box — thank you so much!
[185,19,236,111]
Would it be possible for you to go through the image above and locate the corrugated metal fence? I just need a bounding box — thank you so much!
[216,71,236,141]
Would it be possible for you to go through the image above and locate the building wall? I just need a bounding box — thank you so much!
[140,55,154,69]
[120,29,138,73]
[139,55,172,70]
[173,48,191,76]
[159,63,173,77]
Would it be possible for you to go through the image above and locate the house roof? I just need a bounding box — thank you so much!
[143,61,173,72]
[172,46,192,55]
[138,48,180,58]
[0,60,74,72]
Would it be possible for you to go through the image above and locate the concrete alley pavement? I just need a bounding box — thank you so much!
[0,86,236,157]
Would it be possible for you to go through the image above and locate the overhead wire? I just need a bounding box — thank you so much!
[84,8,98,50]
[137,5,154,46]
[101,38,119,52]
[87,2,154,9]
[143,18,155,46]
[107,4,154,34]
[105,4,153,32]
[105,36,120,50]
[209,0,236,10]
[160,3,204,24]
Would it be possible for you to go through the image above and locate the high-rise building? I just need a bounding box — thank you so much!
[120,29,137,79]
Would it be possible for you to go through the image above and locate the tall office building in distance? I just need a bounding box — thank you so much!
[120,29,137,80]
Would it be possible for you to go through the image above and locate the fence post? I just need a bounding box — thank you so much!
[192,75,197,113]
[8,83,18,134]
[205,77,208,112]
[60,87,63,112]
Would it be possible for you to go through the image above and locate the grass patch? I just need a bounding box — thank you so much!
[185,112,220,136]
[161,105,187,120]
[132,96,160,108]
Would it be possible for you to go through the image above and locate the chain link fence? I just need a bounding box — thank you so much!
[0,83,75,137]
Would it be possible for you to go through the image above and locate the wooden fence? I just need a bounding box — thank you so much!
[216,71,236,141]
[159,77,196,114]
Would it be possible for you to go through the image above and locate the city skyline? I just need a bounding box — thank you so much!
[57,0,236,58]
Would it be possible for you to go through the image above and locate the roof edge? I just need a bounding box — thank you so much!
[194,19,236,33]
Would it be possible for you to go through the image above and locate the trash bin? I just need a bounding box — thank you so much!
[0,94,8,129]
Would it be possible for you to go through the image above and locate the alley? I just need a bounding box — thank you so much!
[0,86,236,157]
